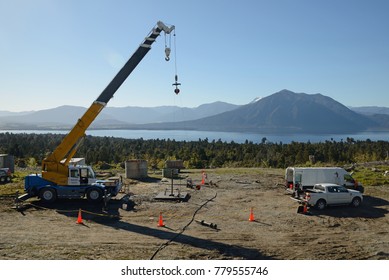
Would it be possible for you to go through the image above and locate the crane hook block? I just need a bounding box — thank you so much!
[174,88,180,95]
[165,47,171,61]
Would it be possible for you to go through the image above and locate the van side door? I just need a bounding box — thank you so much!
[294,171,303,191]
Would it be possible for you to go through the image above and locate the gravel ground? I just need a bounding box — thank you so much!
[0,168,388,260]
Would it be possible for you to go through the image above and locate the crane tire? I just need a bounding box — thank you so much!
[87,188,103,203]
[39,188,57,203]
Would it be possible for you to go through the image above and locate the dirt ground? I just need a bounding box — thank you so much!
[0,168,388,260]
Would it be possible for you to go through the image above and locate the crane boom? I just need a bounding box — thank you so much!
[42,21,175,185]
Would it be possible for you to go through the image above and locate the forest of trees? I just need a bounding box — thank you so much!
[1,132,388,169]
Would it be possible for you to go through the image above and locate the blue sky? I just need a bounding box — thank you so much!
[1,0,388,112]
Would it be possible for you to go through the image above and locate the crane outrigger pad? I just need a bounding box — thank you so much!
[155,190,190,202]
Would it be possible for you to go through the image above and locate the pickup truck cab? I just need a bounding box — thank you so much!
[295,183,363,210]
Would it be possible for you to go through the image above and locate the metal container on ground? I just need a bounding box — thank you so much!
[125,159,148,179]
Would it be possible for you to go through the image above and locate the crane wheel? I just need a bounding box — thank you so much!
[39,188,57,203]
[87,188,103,203]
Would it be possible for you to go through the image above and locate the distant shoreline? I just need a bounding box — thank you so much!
[1,129,389,144]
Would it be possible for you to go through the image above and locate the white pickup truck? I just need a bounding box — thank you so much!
[293,183,363,210]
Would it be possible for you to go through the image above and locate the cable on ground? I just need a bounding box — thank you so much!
[150,191,218,260]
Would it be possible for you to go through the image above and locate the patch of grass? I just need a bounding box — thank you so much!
[0,170,29,196]
[11,170,30,183]
[206,167,284,176]
[352,165,389,186]
[0,182,24,196]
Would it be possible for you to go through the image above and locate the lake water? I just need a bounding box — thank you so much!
[1,129,389,144]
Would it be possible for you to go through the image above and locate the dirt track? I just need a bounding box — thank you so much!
[0,168,388,260]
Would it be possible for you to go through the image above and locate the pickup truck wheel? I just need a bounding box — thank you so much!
[87,188,102,203]
[39,188,57,203]
[0,177,5,183]
[315,199,326,210]
[351,197,362,208]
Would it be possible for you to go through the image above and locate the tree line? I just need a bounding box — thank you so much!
[1,132,388,169]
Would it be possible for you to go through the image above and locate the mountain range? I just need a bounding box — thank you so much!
[1,89,388,134]
[0,102,239,129]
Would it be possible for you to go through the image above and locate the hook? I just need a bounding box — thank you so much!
[165,47,171,61]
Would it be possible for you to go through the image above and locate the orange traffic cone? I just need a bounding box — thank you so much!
[76,208,83,224]
[157,212,165,227]
[249,207,255,222]
[303,203,308,214]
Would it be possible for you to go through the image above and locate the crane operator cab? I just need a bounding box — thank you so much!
[68,166,97,186]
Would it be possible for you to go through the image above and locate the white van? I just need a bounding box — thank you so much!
[285,167,364,193]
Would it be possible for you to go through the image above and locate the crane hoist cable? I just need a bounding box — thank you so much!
[164,28,172,61]
[165,27,181,95]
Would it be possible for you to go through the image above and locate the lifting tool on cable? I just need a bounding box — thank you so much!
[164,26,181,95]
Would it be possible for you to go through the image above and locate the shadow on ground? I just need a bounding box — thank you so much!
[310,195,389,218]
[17,196,274,260]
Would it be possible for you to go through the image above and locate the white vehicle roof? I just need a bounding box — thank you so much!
[287,167,344,170]
[314,183,342,187]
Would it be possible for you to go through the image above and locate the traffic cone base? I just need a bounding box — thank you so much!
[249,207,255,222]
[157,212,165,227]
[76,209,83,224]
[297,203,309,215]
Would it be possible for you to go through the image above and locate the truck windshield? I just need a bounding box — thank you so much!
[344,174,355,183]
[314,185,325,191]
[79,167,96,179]
[87,167,96,179]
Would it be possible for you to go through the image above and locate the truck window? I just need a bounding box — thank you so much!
[328,186,336,193]
[295,173,302,183]
[87,167,96,179]
[315,185,325,191]
[69,169,79,178]
[80,168,88,178]
[338,186,349,193]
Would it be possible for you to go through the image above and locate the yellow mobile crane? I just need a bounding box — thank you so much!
[20,21,176,203]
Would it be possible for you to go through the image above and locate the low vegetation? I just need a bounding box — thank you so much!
[352,165,389,186]
[2,132,388,167]
[0,132,389,190]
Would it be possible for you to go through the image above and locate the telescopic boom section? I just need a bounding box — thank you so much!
[42,21,175,185]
